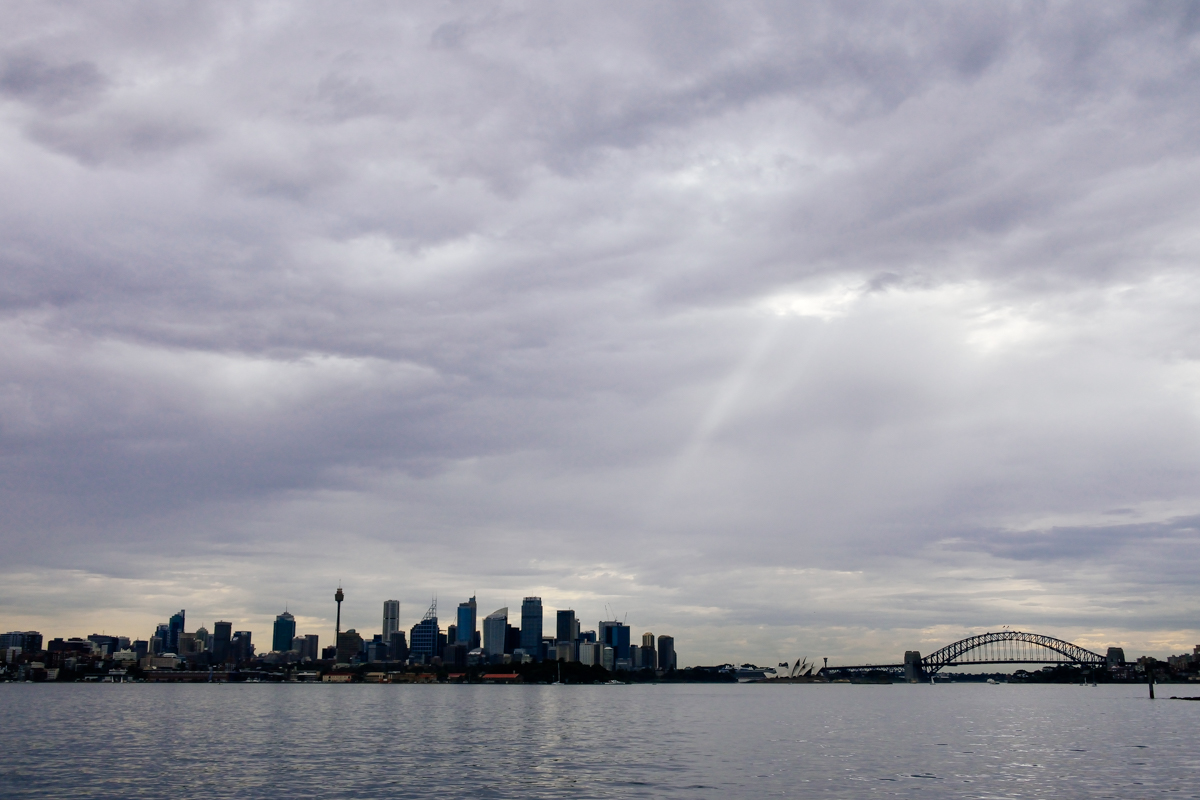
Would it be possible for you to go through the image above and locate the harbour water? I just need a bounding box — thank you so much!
[1,682,1196,798]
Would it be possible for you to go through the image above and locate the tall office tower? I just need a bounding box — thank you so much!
[291,635,306,653]
[556,609,576,643]
[212,621,233,663]
[599,621,631,661]
[483,608,508,658]
[641,632,656,670]
[505,623,521,654]
[194,626,210,652]
[409,598,439,663]
[230,631,253,663]
[601,646,614,671]
[657,635,675,670]
[446,624,457,644]
[336,629,363,664]
[167,611,185,654]
[641,644,657,670]
[176,632,198,655]
[334,586,344,637]
[302,634,320,661]
[383,600,400,640]
[554,609,577,661]
[272,611,296,653]
[152,623,170,654]
[456,596,477,645]
[520,597,543,660]
[389,631,408,662]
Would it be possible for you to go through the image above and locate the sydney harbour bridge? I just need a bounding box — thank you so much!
[818,630,1112,681]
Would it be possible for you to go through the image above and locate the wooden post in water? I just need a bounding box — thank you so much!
[1148,663,1155,699]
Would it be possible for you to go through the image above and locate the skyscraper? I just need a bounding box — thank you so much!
[213,621,233,663]
[336,629,363,664]
[456,596,477,646]
[167,610,185,654]
[556,609,576,643]
[383,599,400,640]
[483,607,508,658]
[642,632,656,670]
[657,635,675,671]
[272,611,296,653]
[599,620,630,661]
[153,623,170,655]
[409,598,439,662]
[231,631,253,663]
[556,609,577,661]
[520,597,543,660]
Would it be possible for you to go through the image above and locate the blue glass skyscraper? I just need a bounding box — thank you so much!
[456,596,477,646]
[272,611,296,653]
[409,599,439,662]
[520,597,542,660]
[167,610,185,654]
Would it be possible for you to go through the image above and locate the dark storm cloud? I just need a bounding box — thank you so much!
[2,1,1199,661]
[0,55,107,110]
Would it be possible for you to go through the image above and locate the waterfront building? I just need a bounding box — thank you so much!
[194,626,210,652]
[336,629,364,664]
[555,640,576,661]
[153,623,170,654]
[389,631,407,662]
[641,644,657,669]
[578,641,600,666]
[599,620,631,662]
[442,643,467,669]
[556,610,576,644]
[657,635,675,670]
[383,600,400,640]
[272,611,296,653]
[87,634,121,656]
[291,636,306,653]
[366,634,389,662]
[409,599,439,662]
[640,632,656,669]
[212,621,233,663]
[176,632,197,655]
[167,610,185,654]
[1107,647,1126,669]
[602,646,614,671]
[456,596,477,646]
[0,632,42,653]
[505,624,521,654]
[232,631,254,663]
[520,598,543,660]
[483,608,508,658]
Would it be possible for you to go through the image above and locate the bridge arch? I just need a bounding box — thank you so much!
[922,631,1106,674]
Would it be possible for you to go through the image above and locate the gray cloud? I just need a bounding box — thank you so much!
[1,1,1199,664]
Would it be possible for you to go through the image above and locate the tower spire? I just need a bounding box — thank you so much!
[335,585,344,639]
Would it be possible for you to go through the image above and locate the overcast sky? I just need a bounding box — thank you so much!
[2,2,1199,665]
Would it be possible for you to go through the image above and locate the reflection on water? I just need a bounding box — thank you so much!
[1,683,1196,798]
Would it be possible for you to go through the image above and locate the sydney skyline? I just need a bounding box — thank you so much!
[2,2,1199,664]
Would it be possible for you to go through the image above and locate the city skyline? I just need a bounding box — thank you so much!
[2,3,1200,665]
